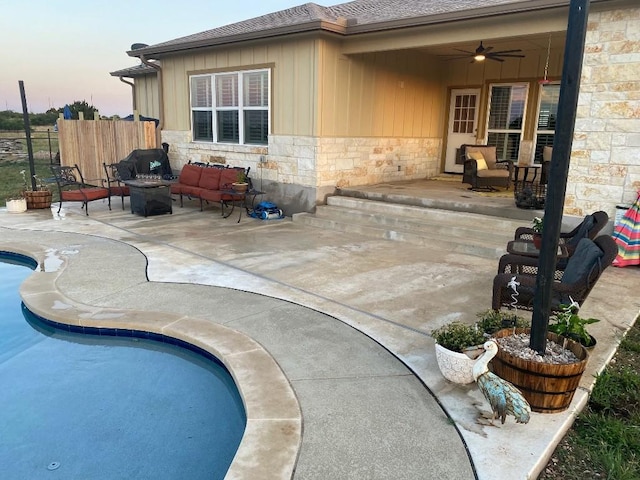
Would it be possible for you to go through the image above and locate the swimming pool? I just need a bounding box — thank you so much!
[0,253,246,479]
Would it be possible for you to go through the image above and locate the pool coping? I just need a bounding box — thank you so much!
[3,243,302,480]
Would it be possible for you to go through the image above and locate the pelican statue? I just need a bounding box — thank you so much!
[472,339,531,425]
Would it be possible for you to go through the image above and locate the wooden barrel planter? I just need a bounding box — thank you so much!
[25,190,53,209]
[490,328,589,414]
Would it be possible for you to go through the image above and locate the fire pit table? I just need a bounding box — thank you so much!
[124,179,173,217]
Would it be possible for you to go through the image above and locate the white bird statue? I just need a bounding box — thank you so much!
[472,339,531,425]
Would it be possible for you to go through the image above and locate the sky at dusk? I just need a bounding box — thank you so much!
[1,0,316,117]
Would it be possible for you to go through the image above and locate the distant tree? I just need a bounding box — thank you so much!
[57,100,99,120]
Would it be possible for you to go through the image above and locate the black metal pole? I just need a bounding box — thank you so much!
[530,0,591,353]
[47,129,53,164]
[19,81,37,191]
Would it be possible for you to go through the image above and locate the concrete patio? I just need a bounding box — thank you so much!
[1,182,638,479]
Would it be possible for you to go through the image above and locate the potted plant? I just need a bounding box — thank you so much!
[24,174,53,209]
[232,170,249,193]
[532,216,544,248]
[5,170,27,213]
[432,321,486,384]
[547,303,599,348]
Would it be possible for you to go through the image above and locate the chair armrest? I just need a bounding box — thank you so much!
[463,159,478,175]
[498,253,540,274]
[514,226,535,240]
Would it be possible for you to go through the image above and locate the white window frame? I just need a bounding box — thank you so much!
[484,82,529,162]
[534,82,561,164]
[190,68,270,146]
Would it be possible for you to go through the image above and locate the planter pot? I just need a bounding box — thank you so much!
[435,343,482,385]
[232,182,248,193]
[533,234,542,249]
[490,328,588,413]
[6,198,27,213]
[24,190,52,209]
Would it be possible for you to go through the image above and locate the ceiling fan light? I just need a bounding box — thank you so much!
[474,54,486,62]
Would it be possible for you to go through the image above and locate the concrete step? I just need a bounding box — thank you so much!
[292,197,526,259]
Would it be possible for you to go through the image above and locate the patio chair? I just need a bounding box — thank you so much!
[103,163,130,210]
[50,164,110,216]
[461,145,513,191]
[513,211,609,257]
[492,235,617,313]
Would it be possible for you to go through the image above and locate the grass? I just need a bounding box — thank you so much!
[539,318,640,479]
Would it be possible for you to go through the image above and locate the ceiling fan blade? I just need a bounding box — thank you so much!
[490,49,523,55]
[453,48,475,55]
[489,53,526,59]
[481,46,494,54]
[486,56,505,62]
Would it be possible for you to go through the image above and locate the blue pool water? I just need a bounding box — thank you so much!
[0,253,246,479]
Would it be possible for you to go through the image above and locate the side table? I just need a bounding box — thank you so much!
[220,189,265,223]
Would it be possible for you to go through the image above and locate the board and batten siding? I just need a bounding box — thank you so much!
[318,39,445,138]
[134,74,159,119]
[156,36,319,137]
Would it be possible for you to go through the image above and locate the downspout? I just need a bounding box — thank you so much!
[139,55,164,148]
[118,76,137,114]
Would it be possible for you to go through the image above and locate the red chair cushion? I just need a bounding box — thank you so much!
[61,188,109,202]
[219,169,239,190]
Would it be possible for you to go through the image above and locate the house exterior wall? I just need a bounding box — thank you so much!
[567,4,640,218]
[134,75,159,119]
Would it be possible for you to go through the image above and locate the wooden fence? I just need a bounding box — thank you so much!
[57,118,157,183]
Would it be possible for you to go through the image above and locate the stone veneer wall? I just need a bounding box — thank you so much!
[161,131,442,214]
[569,5,640,217]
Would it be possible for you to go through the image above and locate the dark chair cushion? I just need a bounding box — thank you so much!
[561,238,603,285]
[566,214,594,248]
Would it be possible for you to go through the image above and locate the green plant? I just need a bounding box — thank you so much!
[235,169,247,184]
[548,303,599,346]
[431,321,485,353]
[475,309,530,335]
[532,216,544,234]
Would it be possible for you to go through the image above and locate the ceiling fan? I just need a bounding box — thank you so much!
[440,41,525,63]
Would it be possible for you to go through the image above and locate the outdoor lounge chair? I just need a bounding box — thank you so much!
[103,163,130,210]
[514,211,609,257]
[50,164,110,216]
[492,235,617,313]
[461,145,513,191]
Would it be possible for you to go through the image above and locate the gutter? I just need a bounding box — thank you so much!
[118,77,137,114]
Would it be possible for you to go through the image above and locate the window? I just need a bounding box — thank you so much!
[485,84,528,162]
[534,83,560,163]
[190,69,270,145]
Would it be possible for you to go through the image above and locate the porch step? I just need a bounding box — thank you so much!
[292,196,526,259]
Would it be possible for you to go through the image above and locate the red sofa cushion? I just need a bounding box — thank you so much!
[179,164,203,186]
[199,168,222,190]
[219,169,240,190]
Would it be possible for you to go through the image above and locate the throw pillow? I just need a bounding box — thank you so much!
[467,151,488,170]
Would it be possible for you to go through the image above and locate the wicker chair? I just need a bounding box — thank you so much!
[50,164,110,216]
[461,145,513,191]
[492,235,618,313]
[514,211,609,256]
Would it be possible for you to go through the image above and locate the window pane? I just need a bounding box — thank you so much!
[244,71,268,107]
[488,85,527,130]
[192,111,212,141]
[244,110,268,144]
[217,111,239,143]
[191,77,211,108]
[538,84,560,130]
[216,74,238,107]
[487,132,521,162]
